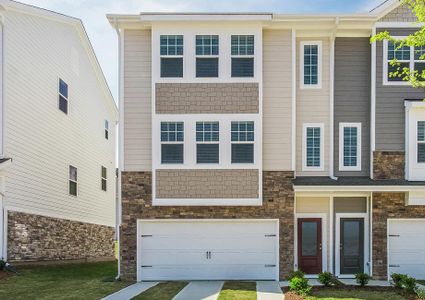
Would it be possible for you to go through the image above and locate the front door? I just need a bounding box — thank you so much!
[340,218,364,275]
[298,218,322,274]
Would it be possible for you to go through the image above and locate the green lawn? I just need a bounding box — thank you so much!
[305,288,407,300]
[218,282,257,300]
[132,282,188,300]
[0,261,131,300]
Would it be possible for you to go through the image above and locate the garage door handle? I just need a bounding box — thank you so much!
[206,251,208,259]
[389,264,400,268]
[389,235,400,237]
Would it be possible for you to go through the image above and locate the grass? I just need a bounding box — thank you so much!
[132,282,187,300]
[304,289,407,300]
[0,260,131,300]
[218,281,257,300]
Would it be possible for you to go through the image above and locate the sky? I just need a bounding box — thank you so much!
[18,0,384,101]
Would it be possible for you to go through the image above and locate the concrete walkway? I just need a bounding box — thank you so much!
[102,282,158,300]
[172,281,224,300]
[256,281,283,300]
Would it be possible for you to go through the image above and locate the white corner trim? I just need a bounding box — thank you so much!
[329,36,335,178]
[339,122,362,172]
[302,123,325,172]
[291,29,297,173]
[299,41,322,90]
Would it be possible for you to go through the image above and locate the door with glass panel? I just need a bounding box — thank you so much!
[340,218,364,275]
[297,218,322,274]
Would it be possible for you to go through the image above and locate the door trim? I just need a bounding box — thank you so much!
[295,213,327,277]
[136,219,280,282]
[335,213,369,278]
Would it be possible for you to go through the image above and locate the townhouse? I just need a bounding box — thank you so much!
[0,1,118,263]
[109,0,425,282]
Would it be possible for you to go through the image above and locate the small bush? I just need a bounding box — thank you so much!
[355,272,371,287]
[318,272,334,287]
[286,270,305,280]
[289,276,312,297]
[417,289,425,300]
[402,276,417,293]
[391,273,406,289]
[0,260,5,271]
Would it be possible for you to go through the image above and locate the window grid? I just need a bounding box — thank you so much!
[196,35,219,56]
[161,122,184,142]
[69,165,77,196]
[196,122,219,142]
[101,166,107,192]
[231,121,254,142]
[58,78,68,114]
[303,45,318,85]
[306,127,321,167]
[160,35,183,56]
[231,35,254,56]
[388,41,410,61]
[343,127,358,167]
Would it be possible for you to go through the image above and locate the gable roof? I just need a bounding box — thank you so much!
[0,0,118,122]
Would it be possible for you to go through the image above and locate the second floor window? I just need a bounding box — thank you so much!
[160,35,183,78]
[58,78,68,114]
[231,121,254,163]
[339,123,361,171]
[303,124,323,170]
[105,120,109,140]
[196,35,219,77]
[231,35,254,77]
[418,121,425,163]
[69,165,77,196]
[101,166,107,191]
[196,122,219,164]
[161,122,184,164]
[301,42,321,88]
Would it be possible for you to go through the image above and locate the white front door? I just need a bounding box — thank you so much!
[138,219,279,281]
[388,219,425,280]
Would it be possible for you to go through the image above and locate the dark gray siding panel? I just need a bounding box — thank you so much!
[334,38,371,176]
[376,28,424,151]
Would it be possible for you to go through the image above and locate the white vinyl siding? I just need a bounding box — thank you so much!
[339,123,361,171]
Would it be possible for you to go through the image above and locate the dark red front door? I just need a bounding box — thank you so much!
[298,218,322,274]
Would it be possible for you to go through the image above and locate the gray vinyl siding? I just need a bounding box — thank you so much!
[334,38,371,176]
[376,28,424,151]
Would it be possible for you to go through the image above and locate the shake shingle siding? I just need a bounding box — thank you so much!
[334,37,371,176]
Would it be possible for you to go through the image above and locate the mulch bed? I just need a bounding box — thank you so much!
[0,271,11,281]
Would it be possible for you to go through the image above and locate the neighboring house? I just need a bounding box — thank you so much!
[108,0,425,282]
[0,0,118,263]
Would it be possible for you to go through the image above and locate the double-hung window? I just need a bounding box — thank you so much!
[160,35,183,77]
[231,121,254,163]
[300,42,321,88]
[196,35,219,77]
[303,124,323,170]
[196,122,219,163]
[161,122,184,164]
[69,165,78,196]
[418,121,425,163]
[339,123,361,171]
[231,35,254,77]
[101,166,107,191]
[58,78,68,114]
[104,120,109,140]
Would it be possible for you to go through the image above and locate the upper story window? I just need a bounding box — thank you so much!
[196,121,219,164]
[58,78,68,114]
[300,42,322,88]
[303,123,324,171]
[231,121,254,163]
[69,165,77,196]
[101,166,107,191]
[160,35,183,78]
[161,122,184,164]
[339,123,361,171]
[196,35,219,78]
[418,121,425,163]
[231,35,254,77]
[104,120,109,140]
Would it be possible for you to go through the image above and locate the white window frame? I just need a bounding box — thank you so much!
[160,121,184,165]
[58,77,69,114]
[302,123,324,171]
[300,41,322,89]
[101,166,107,192]
[405,101,425,181]
[196,121,219,164]
[68,165,78,197]
[195,35,219,78]
[417,120,425,163]
[339,122,362,171]
[160,35,184,78]
[104,120,109,140]
[230,34,255,78]
[382,37,425,86]
[231,121,255,164]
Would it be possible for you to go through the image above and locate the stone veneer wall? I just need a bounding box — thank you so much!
[372,192,425,279]
[156,169,259,199]
[7,211,115,262]
[120,171,294,280]
[155,83,259,114]
[373,151,405,180]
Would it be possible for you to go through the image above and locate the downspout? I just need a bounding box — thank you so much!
[329,17,337,180]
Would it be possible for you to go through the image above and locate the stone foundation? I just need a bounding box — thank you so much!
[372,192,425,279]
[7,211,115,262]
[120,171,295,281]
[373,151,405,180]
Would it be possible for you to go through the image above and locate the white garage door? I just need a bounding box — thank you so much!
[138,220,278,281]
[388,219,425,279]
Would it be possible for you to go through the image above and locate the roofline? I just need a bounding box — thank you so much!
[2,0,118,121]
[294,185,425,192]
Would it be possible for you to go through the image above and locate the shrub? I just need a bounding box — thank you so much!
[318,272,334,287]
[355,273,371,287]
[289,276,312,297]
[402,276,417,293]
[417,289,425,300]
[391,273,406,289]
[0,259,5,271]
[286,270,305,280]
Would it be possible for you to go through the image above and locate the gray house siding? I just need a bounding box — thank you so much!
[334,38,371,176]
[376,28,424,151]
